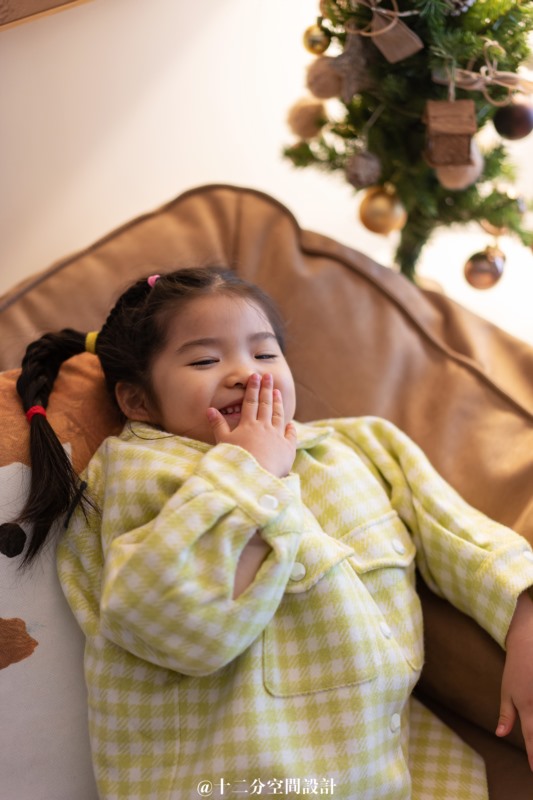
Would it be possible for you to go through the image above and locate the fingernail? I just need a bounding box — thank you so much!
[264,373,273,384]
[496,724,506,736]
[249,373,260,383]
[206,408,217,421]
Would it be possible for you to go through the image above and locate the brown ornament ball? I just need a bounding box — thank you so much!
[287,98,326,140]
[303,24,331,55]
[306,56,343,99]
[359,185,407,235]
[464,246,505,289]
[345,151,382,189]
[493,101,533,140]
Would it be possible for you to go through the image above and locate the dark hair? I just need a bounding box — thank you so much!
[15,266,286,565]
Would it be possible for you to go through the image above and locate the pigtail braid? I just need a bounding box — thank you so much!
[16,329,88,565]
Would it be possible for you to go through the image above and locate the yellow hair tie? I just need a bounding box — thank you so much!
[85,331,99,354]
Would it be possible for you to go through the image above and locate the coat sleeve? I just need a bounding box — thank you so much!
[329,416,533,649]
[58,439,305,676]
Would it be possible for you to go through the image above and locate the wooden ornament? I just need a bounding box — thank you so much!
[347,0,424,64]
[424,99,477,166]
[370,14,424,64]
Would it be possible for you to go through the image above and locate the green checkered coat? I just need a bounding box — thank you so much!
[58,417,533,800]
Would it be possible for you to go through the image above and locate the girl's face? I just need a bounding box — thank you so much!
[116,293,296,444]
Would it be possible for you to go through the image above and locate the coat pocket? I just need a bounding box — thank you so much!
[263,559,381,696]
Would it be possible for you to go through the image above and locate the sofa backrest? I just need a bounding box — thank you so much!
[1,186,533,795]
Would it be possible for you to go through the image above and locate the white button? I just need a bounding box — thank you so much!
[392,539,406,555]
[524,551,533,562]
[259,494,279,510]
[290,562,307,581]
[380,621,392,639]
[390,713,401,733]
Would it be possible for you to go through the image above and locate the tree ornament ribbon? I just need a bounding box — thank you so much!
[346,0,423,63]
[433,40,533,107]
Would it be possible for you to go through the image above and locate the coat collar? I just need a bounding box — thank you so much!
[292,420,333,450]
[124,419,332,452]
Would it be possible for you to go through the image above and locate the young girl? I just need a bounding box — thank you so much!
[16,266,533,800]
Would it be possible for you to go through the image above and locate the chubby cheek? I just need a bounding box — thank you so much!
[279,379,297,422]
[180,389,217,440]
[283,397,296,424]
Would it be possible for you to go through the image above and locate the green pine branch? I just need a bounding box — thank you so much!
[284,0,533,278]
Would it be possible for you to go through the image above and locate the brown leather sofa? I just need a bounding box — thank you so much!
[1,184,533,798]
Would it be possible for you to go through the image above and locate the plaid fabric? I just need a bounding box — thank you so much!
[408,698,488,799]
[58,417,533,800]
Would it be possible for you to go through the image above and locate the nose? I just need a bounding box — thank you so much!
[225,366,254,389]
[225,362,264,389]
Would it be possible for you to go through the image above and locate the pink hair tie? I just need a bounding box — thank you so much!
[147,274,161,288]
[26,405,47,423]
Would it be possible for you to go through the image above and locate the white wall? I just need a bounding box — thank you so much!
[1,0,533,343]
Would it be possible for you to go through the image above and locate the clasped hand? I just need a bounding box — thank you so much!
[206,373,297,478]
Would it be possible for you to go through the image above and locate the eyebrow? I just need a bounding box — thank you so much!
[176,331,277,354]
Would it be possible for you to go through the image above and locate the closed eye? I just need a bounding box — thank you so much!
[189,358,219,367]
[255,353,277,360]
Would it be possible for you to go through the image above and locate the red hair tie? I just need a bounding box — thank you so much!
[26,405,47,423]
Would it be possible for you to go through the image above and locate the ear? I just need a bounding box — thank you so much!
[115,382,156,423]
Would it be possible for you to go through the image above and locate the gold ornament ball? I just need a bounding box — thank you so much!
[359,186,407,235]
[303,24,331,55]
[464,246,505,289]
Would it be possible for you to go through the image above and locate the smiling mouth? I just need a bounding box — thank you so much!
[220,404,242,416]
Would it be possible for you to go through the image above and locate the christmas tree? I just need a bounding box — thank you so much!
[284,0,533,283]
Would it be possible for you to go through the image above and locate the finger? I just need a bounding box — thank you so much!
[257,373,273,423]
[271,389,285,431]
[206,408,231,441]
[285,421,298,446]
[496,693,517,738]
[241,373,260,421]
